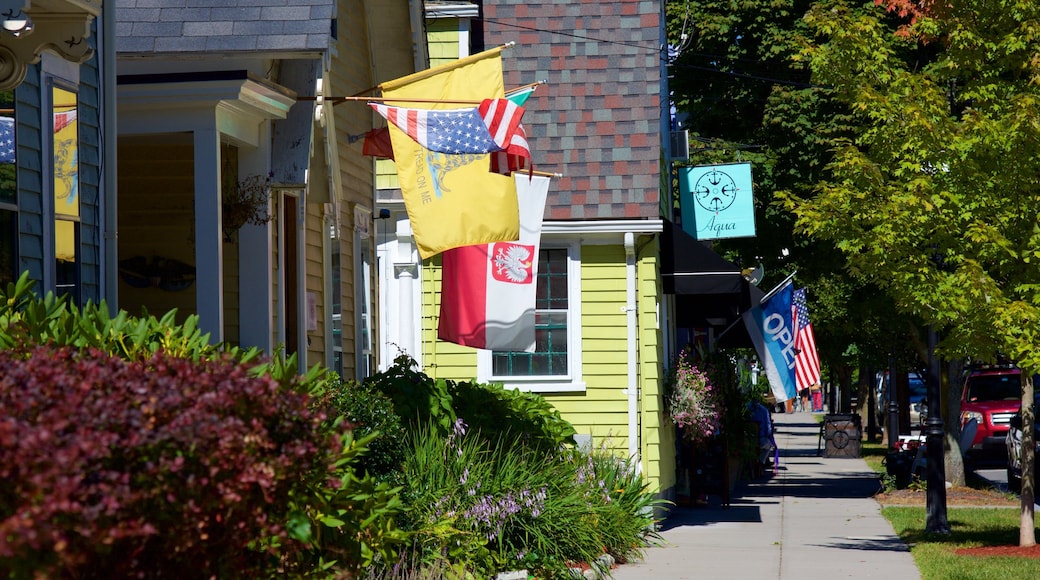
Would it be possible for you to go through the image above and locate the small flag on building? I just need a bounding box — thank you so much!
[0,117,14,164]
[369,98,530,172]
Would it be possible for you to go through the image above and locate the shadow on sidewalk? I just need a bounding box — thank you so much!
[743,473,883,500]
[659,501,763,531]
[810,537,912,553]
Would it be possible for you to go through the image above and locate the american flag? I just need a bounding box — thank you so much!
[490,122,531,174]
[0,116,14,164]
[370,98,530,174]
[792,288,822,390]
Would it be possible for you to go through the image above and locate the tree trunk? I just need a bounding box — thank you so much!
[943,360,965,487]
[1021,372,1035,547]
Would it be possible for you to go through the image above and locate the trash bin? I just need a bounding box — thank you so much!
[821,413,861,458]
[884,450,913,489]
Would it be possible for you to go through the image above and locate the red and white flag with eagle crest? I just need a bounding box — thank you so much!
[438,174,551,351]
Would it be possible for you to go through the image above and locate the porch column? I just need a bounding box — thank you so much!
[194,126,223,342]
[238,124,273,352]
[394,218,418,360]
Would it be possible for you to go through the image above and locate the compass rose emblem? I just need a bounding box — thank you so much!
[693,168,738,213]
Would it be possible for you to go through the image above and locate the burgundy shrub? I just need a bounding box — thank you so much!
[0,345,339,577]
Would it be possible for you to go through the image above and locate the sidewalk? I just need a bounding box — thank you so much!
[612,412,921,579]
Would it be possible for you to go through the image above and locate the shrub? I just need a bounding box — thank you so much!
[284,429,411,576]
[449,379,577,452]
[0,345,340,578]
[362,354,456,436]
[365,355,577,452]
[315,375,408,486]
[0,270,258,363]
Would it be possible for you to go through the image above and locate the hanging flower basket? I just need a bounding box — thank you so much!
[223,174,272,242]
[667,349,721,446]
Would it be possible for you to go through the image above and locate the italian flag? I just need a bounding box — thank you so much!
[438,174,551,351]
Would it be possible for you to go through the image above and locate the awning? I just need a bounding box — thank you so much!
[661,219,745,296]
[661,220,755,333]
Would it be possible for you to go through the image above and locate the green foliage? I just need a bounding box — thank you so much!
[449,379,577,451]
[390,421,665,579]
[363,354,457,435]
[284,430,410,576]
[0,271,260,363]
[364,355,577,452]
[789,0,1040,372]
[317,375,408,487]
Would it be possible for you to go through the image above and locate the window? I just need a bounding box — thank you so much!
[52,84,79,304]
[478,242,584,392]
[0,89,15,287]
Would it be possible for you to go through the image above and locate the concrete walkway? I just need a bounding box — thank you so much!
[612,412,921,580]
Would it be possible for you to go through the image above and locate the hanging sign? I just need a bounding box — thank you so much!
[678,162,756,240]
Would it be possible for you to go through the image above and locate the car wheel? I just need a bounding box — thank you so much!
[1008,466,1021,493]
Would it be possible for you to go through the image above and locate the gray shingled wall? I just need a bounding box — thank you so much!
[483,0,665,220]
[115,0,335,54]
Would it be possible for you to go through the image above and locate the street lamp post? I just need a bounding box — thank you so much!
[925,326,950,534]
[888,356,899,448]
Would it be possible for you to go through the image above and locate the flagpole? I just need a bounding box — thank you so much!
[760,271,797,303]
[297,95,486,105]
[506,80,547,94]
[530,170,562,178]
[297,80,546,105]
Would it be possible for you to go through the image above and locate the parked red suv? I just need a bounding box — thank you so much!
[960,366,1030,466]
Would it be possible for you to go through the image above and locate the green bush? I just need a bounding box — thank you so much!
[316,375,408,487]
[363,354,456,435]
[0,271,258,363]
[450,379,577,452]
[364,355,576,452]
[283,430,411,576]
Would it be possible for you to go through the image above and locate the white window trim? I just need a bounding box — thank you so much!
[477,240,585,393]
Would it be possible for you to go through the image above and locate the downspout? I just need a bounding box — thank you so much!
[625,232,641,473]
[102,0,118,311]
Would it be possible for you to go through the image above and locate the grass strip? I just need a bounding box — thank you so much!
[883,506,1040,579]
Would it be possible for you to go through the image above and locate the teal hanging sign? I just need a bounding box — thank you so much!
[678,162,756,240]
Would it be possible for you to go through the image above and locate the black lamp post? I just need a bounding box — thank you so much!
[888,356,899,448]
[925,326,950,534]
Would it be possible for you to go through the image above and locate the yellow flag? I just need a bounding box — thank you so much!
[380,47,519,259]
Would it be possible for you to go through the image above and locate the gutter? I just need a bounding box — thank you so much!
[625,232,641,473]
[102,0,118,311]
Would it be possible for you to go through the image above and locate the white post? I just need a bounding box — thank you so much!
[394,218,418,361]
[238,125,273,352]
[194,126,223,343]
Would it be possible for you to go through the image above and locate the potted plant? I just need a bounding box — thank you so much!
[667,348,721,445]
[222,173,272,242]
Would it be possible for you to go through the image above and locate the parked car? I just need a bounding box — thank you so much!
[876,372,928,429]
[1005,410,1040,492]
[960,365,1039,467]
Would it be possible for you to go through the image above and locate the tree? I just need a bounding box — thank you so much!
[665,1,925,416]
[785,0,1040,546]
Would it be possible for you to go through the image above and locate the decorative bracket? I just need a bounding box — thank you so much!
[0,0,101,90]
